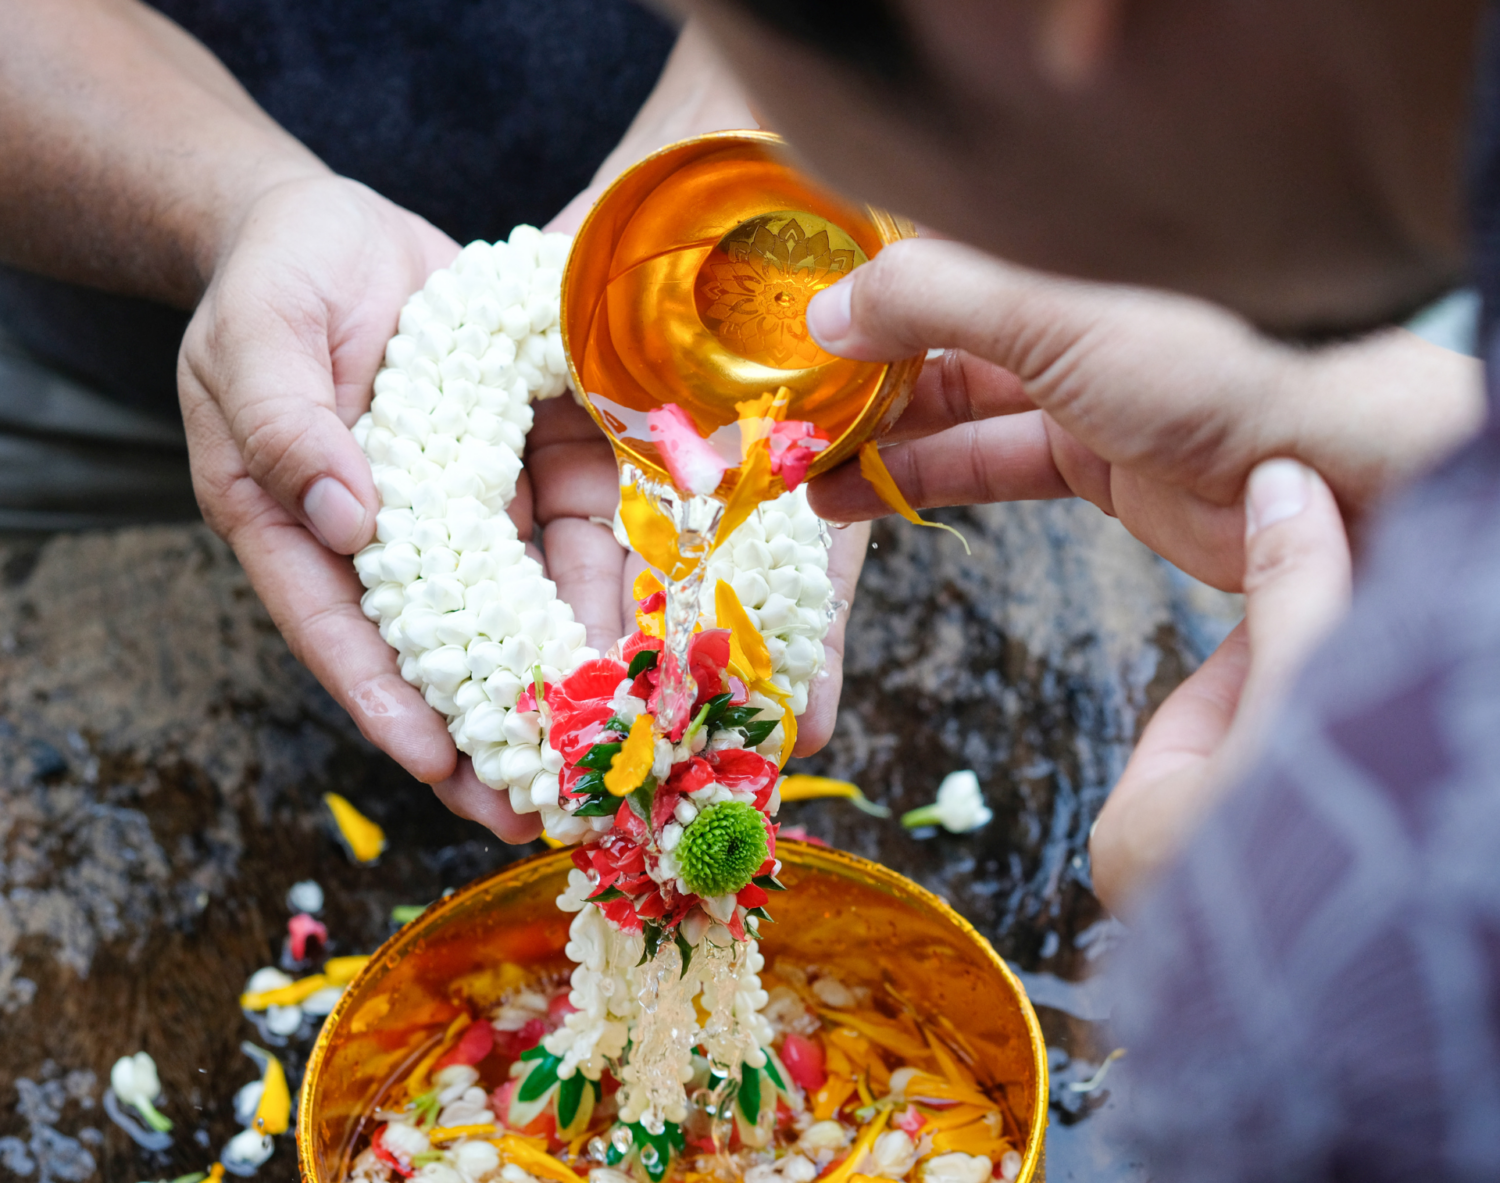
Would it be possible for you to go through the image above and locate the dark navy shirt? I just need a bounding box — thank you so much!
[0,0,676,417]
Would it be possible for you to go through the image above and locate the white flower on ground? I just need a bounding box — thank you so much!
[109,1052,172,1132]
[222,1127,275,1174]
[921,1153,993,1183]
[901,770,992,834]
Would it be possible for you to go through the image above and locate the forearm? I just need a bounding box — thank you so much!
[0,0,327,307]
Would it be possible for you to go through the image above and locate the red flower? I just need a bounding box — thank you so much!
[766,420,828,491]
[435,1020,496,1070]
[736,882,768,910]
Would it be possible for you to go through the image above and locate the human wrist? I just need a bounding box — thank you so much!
[190,153,334,301]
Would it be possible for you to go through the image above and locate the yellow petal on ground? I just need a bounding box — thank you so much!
[207,1164,225,1183]
[620,485,697,581]
[495,1134,588,1183]
[820,1107,891,1183]
[429,1124,500,1145]
[252,1051,291,1136]
[604,713,655,796]
[240,974,330,1011]
[712,444,773,553]
[323,955,371,985]
[857,441,970,554]
[323,793,386,863]
[716,581,772,681]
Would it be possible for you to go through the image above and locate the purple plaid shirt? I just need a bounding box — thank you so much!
[1112,326,1500,1177]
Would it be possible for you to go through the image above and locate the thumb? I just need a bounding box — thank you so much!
[1233,458,1353,734]
[807,237,1104,368]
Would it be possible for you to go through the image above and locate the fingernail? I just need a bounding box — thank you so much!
[1245,459,1309,538]
[303,477,368,553]
[807,279,854,350]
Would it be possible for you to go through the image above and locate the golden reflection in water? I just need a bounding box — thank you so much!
[562,132,922,493]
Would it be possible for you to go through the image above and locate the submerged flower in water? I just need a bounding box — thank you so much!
[900,771,992,834]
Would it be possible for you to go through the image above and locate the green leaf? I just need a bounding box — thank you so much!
[589,885,626,903]
[752,874,786,892]
[390,904,427,924]
[737,1067,762,1123]
[591,1079,603,1102]
[704,692,734,723]
[557,1073,585,1129]
[573,794,617,817]
[717,706,765,729]
[638,921,665,966]
[517,1053,563,1102]
[628,649,659,678]
[628,780,656,820]
[605,1130,626,1167]
[518,1044,549,1062]
[742,720,778,746]
[763,1055,786,1093]
[577,742,623,771]
[747,906,774,923]
[673,929,695,977]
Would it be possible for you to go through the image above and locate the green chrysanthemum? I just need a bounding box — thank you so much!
[677,801,769,899]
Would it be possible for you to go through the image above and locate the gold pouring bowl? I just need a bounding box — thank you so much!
[296,843,1048,1182]
[561,131,924,496]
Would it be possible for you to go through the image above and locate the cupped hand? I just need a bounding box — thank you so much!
[178,175,549,842]
[1088,458,1352,911]
[805,238,1482,592]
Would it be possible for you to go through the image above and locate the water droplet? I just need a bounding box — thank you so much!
[643,1111,666,1137]
[640,1145,661,1170]
[588,1137,608,1160]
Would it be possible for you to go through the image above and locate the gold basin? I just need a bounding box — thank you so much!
[296,842,1048,1182]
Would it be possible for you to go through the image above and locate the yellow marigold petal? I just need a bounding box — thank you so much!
[633,569,664,602]
[253,1051,291,1135]
[928,1120,1010,1160]
[712,444,774,553]
[604,713,655,796]
[620,484,697,581]
[858,441,970,554]
[496,1134,587,1183]
[925,1025,980,1090]
[406,1014,471,1100]
[778,702,798,768]
[813,1074,855,1122]
[734,386,793,459]
[715,580,772,681]
[818,1011,931,1061]
[240,973,330,1011]
[820,1108,891,1183]
[207,1163,225,1183]
[322,956,370,985]
[429,1124,499,1145]
[324,792,386,863]
[780,775,860,802]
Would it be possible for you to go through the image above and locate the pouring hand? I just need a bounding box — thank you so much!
[803,237,1482,592]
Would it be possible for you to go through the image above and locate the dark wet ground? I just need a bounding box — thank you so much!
[0,506,1237,1182]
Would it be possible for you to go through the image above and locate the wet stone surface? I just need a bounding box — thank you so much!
[0,509,1236,1182]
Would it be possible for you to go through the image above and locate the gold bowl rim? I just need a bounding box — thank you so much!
[296,841,1049,1182]
[558,128,924,491]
